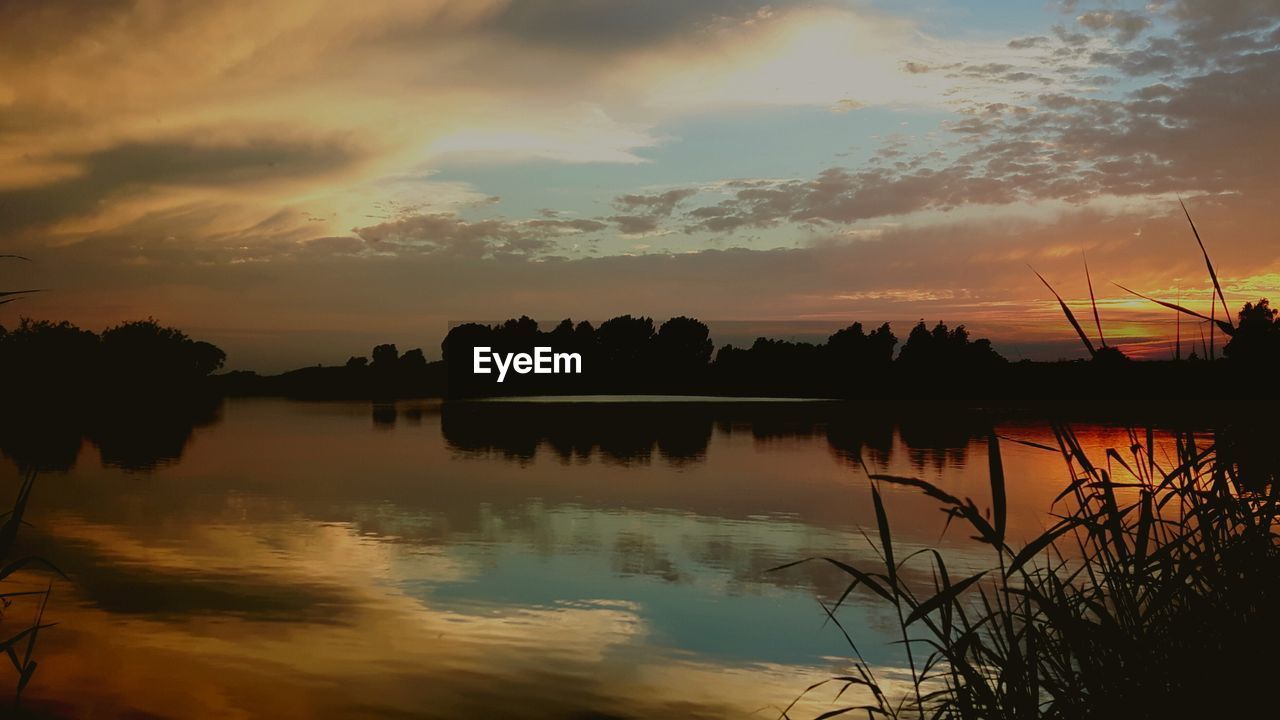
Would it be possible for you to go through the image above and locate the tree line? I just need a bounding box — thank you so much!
[7,296,1278,405]
[441,315,1007,397]
[1,317,225,400]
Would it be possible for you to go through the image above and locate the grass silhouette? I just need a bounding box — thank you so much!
[2,254,61,706]
[777,209,1279,718]
[776,424,1279,719]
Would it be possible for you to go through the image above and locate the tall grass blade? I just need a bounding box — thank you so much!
[904,571,987,626]
[1033,268,1096,356]
[1082,252,1106,348]
[1179,198,1232,329]
[1006,518,1087,575]
[988,432,1006,546]
[1113,283,1234,335]
[871,485,894,583]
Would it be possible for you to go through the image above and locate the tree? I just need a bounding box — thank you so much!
[655,316,713,367]
[501,316,539,338]
[897,320,936,364]
[1,318,101,381]
[897,320,1004,368]
[441,323,490,365]
[867,323,898,364]
[829,321,898,367]
[371,343,399,369]
[100,318,225,382]
[549,319,575,343]
[399,348,427,370]
[1224,299,1280,363]
[596,315,655,366]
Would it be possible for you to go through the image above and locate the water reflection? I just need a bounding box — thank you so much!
[438,399,990,471]
[0,396,221,473]
[0,397,1156,718]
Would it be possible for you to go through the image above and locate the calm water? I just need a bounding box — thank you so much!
[0,398,1167,718]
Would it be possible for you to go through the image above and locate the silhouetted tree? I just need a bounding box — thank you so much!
[897,320,1004,370]
[441,323,490,364]
[1224,298,1280,363]
[828,322,869,356]
[1092,346,1129,365]
[652,316,713,390]
[371,343,399,369]
[346,356,368,369]
[898,320,934,364]
[0,318,101,383]
[596,315,655,370]
[655,316,713,365]
[549,318,575,344]
[101,318,225,384]
[502,315,539,338]
[399,348,427,369]
[867,323,898,362]
[828,321,898,369]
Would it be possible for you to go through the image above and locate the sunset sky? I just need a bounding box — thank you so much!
[2,0,1277,371]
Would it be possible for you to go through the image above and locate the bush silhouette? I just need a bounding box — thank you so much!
[1224,298,1280,363]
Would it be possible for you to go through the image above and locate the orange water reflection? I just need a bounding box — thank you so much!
[0,398,1193,718]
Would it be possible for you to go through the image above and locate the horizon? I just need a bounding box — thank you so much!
[2,0,1277,372]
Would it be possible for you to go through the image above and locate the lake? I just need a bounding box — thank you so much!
[0,397,1169,718]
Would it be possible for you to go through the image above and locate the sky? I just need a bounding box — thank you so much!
[1,0,1278,371]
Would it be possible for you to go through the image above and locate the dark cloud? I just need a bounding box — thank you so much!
[654,8,1280,236]
[610,188,698,235]
[1076,10,1151,44]
[20,195,1278,372]
[614,188,698,216]
[0,137,360,234]
[1163,0,1280,50]
[488,0,796,50]
[1052,24,1092,46]
[1068,1,1280,75]
[1008,36,1050,49]
[608,215,662,235]
[352,212,604,258]
[523,218,608,234]
[959,62,1014,77]
[679,163,1030,234]
[0,0,138,61]
[1088,48,1178,76]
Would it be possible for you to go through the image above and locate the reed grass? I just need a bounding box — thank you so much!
[777,425,1280,719]
[0,470,60,706]
[779,206,1277,718]
[2,254,59,704]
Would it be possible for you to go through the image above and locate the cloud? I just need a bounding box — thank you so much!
[1008,36,1050,50]
[1076,10,1152,44]
[14,195,1279,371]
[614,188,698,216]
[609,188,698,235]
[1159,0,1280,50]
[487,0,799,51]
[678,165,1031,234]
[658,14,1280,235]
[608,215,663,236]
[3,0,1279,372]
[351,212,606,258]
[0,136,360,234]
